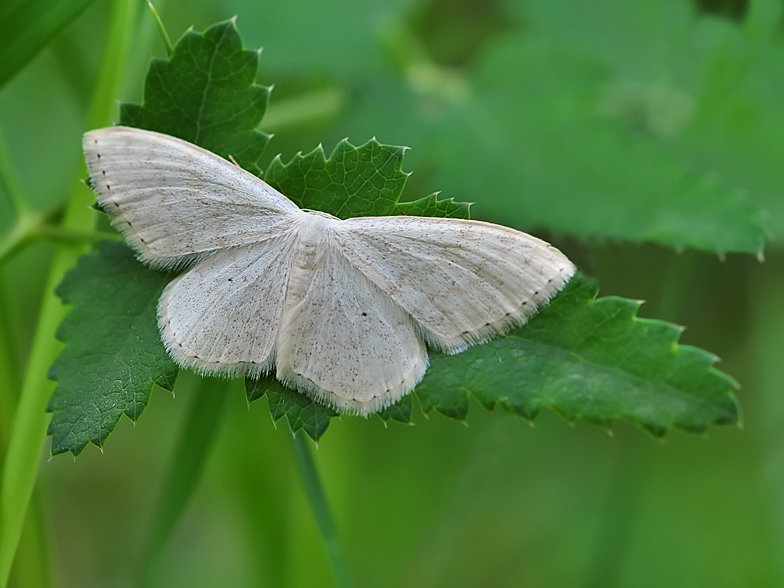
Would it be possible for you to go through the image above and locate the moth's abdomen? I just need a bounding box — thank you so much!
[283,213,339,311]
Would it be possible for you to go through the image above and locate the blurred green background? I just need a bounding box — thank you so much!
[2,0,784,586]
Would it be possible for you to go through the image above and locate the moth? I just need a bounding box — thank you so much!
[83,127,575,415]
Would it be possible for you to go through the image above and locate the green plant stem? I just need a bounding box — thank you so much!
[0,276,19,458]
[0,0,138,582]
[750,255,784,581]
[36,225,119,245]
[262,87,345,133]
[0,214,39,264]
[0,211,118,266]
[147,1,172,56]
[0,120,30,218]
[583,250,697,588]
[654,250,700,323]
[142,376,230,586]
[582,439,647,588]
[7,490,50,588]
[290,432,353,588]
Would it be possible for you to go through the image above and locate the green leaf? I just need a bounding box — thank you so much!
[47,241,176,456]
[378,394,415,424]
[228,0,409,79]
[250,273,739,438]
[120,19,271,175]
[0,0,98,87]
[344,0,770,256]
[264,138,472,220]
[50,14,742,450]
[246,377,338,441]
[417,273,740,435]
[397,192,471,219]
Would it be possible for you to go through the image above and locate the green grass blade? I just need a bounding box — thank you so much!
[290,433,354,588]
[0,0,98,87]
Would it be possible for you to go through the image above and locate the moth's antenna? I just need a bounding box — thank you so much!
[229,155,241,168]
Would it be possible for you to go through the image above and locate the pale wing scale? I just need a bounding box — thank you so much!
[276,233,428,415]
[83,126,301,269]
[158,231,297,378]
[336,216,576,353]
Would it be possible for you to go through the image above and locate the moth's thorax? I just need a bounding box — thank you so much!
[301,208,340,221]
[292,212,339,268]
[284,212,339,310]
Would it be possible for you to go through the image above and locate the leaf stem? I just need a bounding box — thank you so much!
[147,1,173,56]
[0,213,40,267]
[0,211,118,267]
[37,225,119,245]
[289,432,353,588]
[0,0,139,581]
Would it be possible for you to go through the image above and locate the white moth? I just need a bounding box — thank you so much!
[83,126,575,415]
